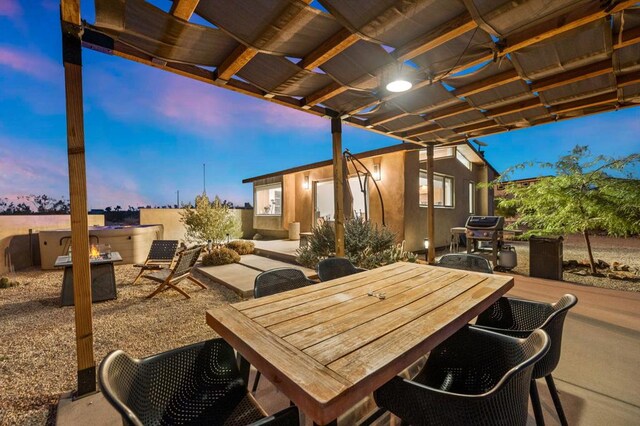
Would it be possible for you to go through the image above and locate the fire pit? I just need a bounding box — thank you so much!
[54,248,122,306]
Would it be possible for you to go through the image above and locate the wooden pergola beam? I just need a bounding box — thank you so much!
[617,70,640,87]
[348,1,638,116]
[502,0,638,56]
[393,12,477,62]
[215,0,312,83]
[61,0,95,397]
[310,10,477,111]
[61,0,80,25]
[614,25,640,49]
[299,28,360,71]
[531,60,613,92]
[404,123,442,138]
[453,69,521,98]
[485,98,543,118]
[169,0,200,21]
[549,92,618,115]
[452,119,501,134]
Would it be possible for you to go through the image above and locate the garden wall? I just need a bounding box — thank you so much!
[0,214,105,275]
[139,208,255,242]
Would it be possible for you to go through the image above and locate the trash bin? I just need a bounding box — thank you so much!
[529,236,563,280]
[288,222,300,240]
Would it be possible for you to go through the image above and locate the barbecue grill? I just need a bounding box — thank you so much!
[465,216,505,266]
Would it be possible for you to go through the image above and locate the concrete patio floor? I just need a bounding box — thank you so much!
[58,267,640,425]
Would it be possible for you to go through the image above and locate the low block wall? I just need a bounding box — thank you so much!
[0,214,105,274]
[139,208,255,242]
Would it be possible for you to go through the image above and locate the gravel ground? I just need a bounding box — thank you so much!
[0,265,240,425]
[437,234,640,292]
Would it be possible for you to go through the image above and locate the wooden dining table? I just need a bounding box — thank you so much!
[206,262,513,425]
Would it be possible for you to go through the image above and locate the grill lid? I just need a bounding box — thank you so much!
[465,216,505,229]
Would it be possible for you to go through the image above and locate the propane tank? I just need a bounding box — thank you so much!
[498,245,518,270]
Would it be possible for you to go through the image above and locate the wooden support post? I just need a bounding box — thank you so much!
[62,22,96,396]
[331,118,345,257]
[426,144,436,264]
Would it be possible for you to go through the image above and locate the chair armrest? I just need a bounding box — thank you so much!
[249,405,299,426]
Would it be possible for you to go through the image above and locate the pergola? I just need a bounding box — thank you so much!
[60,0,639,397]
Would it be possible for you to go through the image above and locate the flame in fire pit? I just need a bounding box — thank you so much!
[90,244,101,259]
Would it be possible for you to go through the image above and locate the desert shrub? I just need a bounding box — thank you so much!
[296,217,417,269]
[202,247,240,266]
[226,240,255,255]
[181,193,242,245]
[0,277,19,289]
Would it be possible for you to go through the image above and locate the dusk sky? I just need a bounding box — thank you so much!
[1,0,639,209]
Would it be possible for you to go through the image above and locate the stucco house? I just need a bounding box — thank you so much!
[243,141,499,252]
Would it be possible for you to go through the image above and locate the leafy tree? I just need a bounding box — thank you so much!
[496,146,640,274]
[180,193,242,246]
[0,194,69,215]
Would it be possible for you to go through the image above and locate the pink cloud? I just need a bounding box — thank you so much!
[0,137,68,198]
[0,46,60,82]
[0,0,21,19]
[86,61,332,136]
[251,101,327,130]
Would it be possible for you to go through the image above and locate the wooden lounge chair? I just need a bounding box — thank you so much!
[132,240,179,285]
[144,246,206,299]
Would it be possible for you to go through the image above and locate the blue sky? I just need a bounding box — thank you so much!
[1,0,639,209]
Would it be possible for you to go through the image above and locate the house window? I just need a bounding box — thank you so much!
[419,171,454,207]
[456,149,472,170]
[314,177,368,221]
[255,183,282,216]
[468,182,475,214]
[419,147,454,161]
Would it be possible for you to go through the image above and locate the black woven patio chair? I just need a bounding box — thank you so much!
[317,257,366,282]
[99,338,299,426]
[144,246,206,299]
[373,325,550,426]
[251,268,315,392]
[436,253,493,274]
[133,240,179,284]
[474,294,578,426]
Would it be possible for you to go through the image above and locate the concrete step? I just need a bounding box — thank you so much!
[197,255,317,298]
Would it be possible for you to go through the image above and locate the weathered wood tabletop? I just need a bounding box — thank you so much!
[206,262,513,425]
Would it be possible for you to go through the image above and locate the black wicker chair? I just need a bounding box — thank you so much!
[132,240,179,285]
[317,257,366,282]
[474,294,578,426]
[436,253,493,274]
[251,268,315,392]
[374,326,550,426]
[99,338,299,426]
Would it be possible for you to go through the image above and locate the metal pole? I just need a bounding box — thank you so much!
[203,164,206,194]
[331,118,345,257]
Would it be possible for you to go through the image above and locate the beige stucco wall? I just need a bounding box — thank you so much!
[248,147,495,252]
[404,154,495,251]
[254,151,407,242]
[0,214,104,274]
[139,208,254,241]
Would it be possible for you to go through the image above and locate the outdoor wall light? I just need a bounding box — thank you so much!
[303,175,310,190]
[372,162,381,181]
[386,79,412,93]
[423,237,430,250]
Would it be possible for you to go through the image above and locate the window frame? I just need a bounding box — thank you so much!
[254,183,283,217]
[468,181,475,214]
[419,171,455,209]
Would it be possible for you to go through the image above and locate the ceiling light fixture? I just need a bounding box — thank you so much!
[386,79,412,93]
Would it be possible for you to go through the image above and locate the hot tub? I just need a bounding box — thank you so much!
[39,225,164,269]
